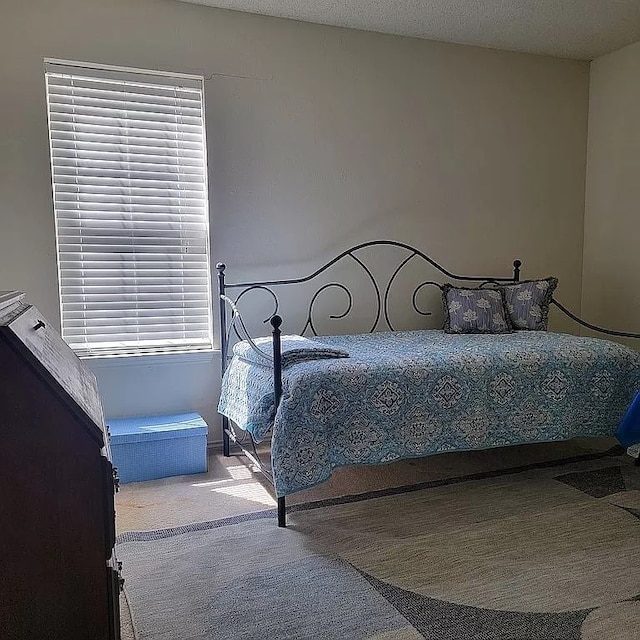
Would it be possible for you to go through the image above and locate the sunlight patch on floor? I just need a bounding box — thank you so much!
[188,464,276,506]
[190,465,256,487]
[211,482,277,506]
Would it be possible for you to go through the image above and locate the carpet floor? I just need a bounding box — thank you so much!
[116,441,640,639]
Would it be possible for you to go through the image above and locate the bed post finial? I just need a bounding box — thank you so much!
[513,260,522,282]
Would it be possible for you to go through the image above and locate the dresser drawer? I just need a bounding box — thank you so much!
[3,305,105,444]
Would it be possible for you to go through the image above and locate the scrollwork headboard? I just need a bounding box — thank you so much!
[217,238,640,365]
[216,239,522,366]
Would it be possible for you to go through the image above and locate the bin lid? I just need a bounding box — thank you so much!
[107,412,207,443]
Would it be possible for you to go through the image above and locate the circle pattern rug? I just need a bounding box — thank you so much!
[117,450,640,639]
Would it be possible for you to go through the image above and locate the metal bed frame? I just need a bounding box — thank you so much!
[216,240,640,527]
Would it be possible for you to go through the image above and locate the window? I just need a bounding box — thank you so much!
[45,60,213,357]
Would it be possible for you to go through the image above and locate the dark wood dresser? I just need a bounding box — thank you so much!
[0,291,120,639]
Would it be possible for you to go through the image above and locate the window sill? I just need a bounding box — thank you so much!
[83,349,219,370]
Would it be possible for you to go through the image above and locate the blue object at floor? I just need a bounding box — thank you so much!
[108,413,208,483]
[615,391,640,449]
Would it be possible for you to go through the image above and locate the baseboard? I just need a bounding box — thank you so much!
[207,440,222,452]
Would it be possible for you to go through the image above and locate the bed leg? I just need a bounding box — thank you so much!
[277,496,287,527]
[222,415,230,457]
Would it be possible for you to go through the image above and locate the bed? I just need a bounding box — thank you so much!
[217,241,640,526]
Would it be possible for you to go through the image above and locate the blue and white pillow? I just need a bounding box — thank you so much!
[442,285,513,334]
[499,278,558,331]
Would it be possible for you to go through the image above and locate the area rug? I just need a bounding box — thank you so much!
[117,449,640,639]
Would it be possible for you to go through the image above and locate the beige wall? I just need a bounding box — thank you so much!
[0,0,590,430]
[583,40,640,346]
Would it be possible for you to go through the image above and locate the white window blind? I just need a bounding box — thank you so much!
[45,61,213,357]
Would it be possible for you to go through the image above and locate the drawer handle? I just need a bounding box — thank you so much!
[33,320,45,331]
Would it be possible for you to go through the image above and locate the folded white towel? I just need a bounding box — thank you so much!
[233,334,349,368]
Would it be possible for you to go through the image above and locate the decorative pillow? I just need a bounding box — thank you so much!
[498,278,558,331]
[442,285,513,334]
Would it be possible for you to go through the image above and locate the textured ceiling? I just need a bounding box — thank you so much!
[176,0,640,60]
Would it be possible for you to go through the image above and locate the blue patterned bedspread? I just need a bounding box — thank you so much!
[218,330,640,497]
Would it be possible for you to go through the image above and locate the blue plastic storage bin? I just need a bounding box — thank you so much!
[108,413,208,483]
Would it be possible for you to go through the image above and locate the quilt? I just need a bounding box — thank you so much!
[218,330,640,496]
